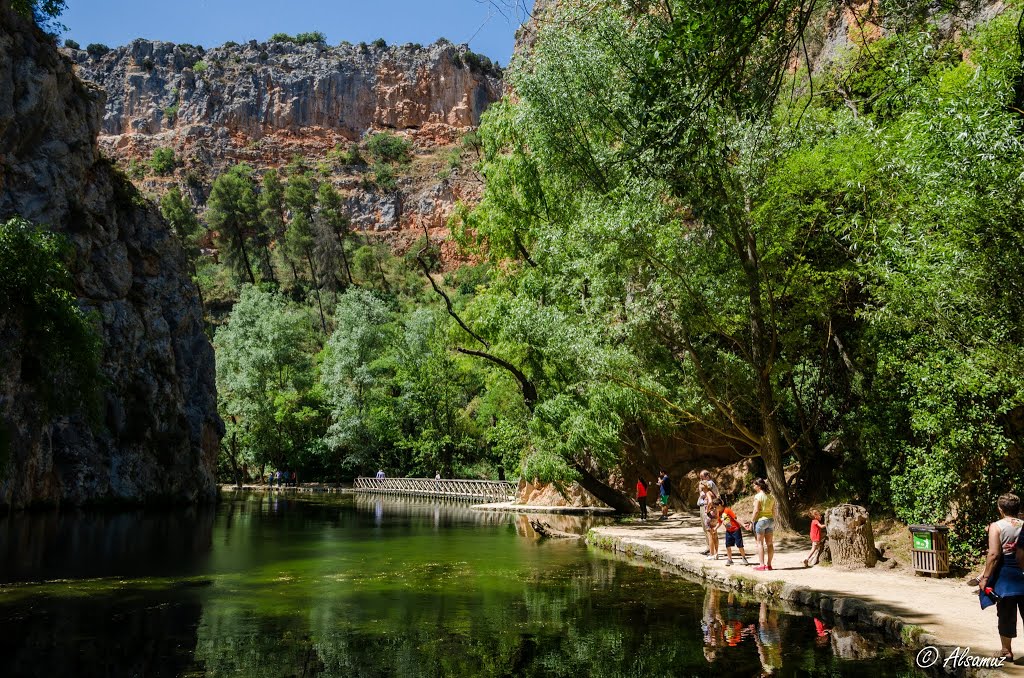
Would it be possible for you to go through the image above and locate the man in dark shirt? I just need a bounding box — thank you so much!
[657,470,671,520]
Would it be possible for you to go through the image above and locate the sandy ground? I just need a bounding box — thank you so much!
[591,511,1024,675]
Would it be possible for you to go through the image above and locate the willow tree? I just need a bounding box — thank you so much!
[463,1,931,525]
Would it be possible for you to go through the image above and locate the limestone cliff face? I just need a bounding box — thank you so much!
[68,38,502,255]
[0,5,221,509]
[73,38,500,139]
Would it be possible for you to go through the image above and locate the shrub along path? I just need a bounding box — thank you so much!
[588,512,1021,673]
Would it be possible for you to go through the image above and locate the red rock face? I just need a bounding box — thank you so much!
[68,38,502,264]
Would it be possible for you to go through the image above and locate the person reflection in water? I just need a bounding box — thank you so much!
[702,587,724,663]
[722,592,747,648]
[752,601,783,676]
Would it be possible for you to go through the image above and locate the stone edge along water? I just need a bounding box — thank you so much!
[585,531,999,678]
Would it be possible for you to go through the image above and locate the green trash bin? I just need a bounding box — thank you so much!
[909,525,949,577]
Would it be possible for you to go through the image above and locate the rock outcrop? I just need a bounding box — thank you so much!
[71,38,500,139]
[0,4,221,509]
[67,37,503,258]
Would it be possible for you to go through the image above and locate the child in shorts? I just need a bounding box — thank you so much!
[717,499,750,566]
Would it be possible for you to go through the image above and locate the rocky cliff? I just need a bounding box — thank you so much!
[68,37,503,254]
[0,4,221,509]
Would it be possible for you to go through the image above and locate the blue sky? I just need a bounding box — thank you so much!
[61,0,533,64]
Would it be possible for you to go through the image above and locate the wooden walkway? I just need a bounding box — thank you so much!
[353,477,516,503]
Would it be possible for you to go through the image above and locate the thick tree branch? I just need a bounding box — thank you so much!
[455,347,537,410]
[416,253,490,350]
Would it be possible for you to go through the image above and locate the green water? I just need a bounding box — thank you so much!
[0,491,922,677]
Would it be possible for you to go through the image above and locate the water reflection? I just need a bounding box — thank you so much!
[0,492,923,677]
[0,506,215,583]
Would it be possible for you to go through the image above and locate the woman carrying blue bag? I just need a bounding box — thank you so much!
[980,493,1024,661]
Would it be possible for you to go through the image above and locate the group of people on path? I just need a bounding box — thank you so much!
[636,470,825,572]
[267,470,298,487]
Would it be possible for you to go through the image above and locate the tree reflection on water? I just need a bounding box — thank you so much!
[0,493,921,677]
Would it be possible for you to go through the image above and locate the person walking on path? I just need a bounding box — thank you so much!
[636,477,649,520]
[717,498,751,566]
[745,478,776,571]
[983,493,1024,661]
[657,471,671,520]
[803,510,825,567]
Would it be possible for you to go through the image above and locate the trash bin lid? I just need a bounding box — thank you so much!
[909,524,949,533]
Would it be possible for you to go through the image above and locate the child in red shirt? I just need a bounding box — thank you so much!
[804,510,825,567]
[717,499,750,566]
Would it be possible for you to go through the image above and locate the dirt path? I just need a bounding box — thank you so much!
[589,512,1023,675]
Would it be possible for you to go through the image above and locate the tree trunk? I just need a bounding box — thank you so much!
[738,223,793,529]
[228,428,242,488]
[571,460,636,513]
[262,245,277,284]
[234,226,256,284]
[304,249,328,334]
[824,504,877,569]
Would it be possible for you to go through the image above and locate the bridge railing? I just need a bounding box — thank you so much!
[353,477,516,503]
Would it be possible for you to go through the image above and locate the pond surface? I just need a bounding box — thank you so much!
[0,491,923,677]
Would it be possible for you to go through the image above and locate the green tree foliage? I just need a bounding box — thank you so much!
[269,32,326,45]
[314,182,354,289]
[215,286,325,483]
[320,289,396,472]
[371,163,398,192]
[0,217,101,415]
[11,0,65,30]
[285,171,328,331]
[159,186,201,252]
[456,0,1024,539]
[207,164,259,284]
[148,147,176,175]
[366,132,412,165]
[390,308,482,476]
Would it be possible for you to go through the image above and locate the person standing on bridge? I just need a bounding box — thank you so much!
[376,469,385,479]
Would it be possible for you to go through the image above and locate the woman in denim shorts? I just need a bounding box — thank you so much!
[746,478,776,571]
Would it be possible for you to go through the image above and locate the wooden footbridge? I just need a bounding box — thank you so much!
[353,477,516,503]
